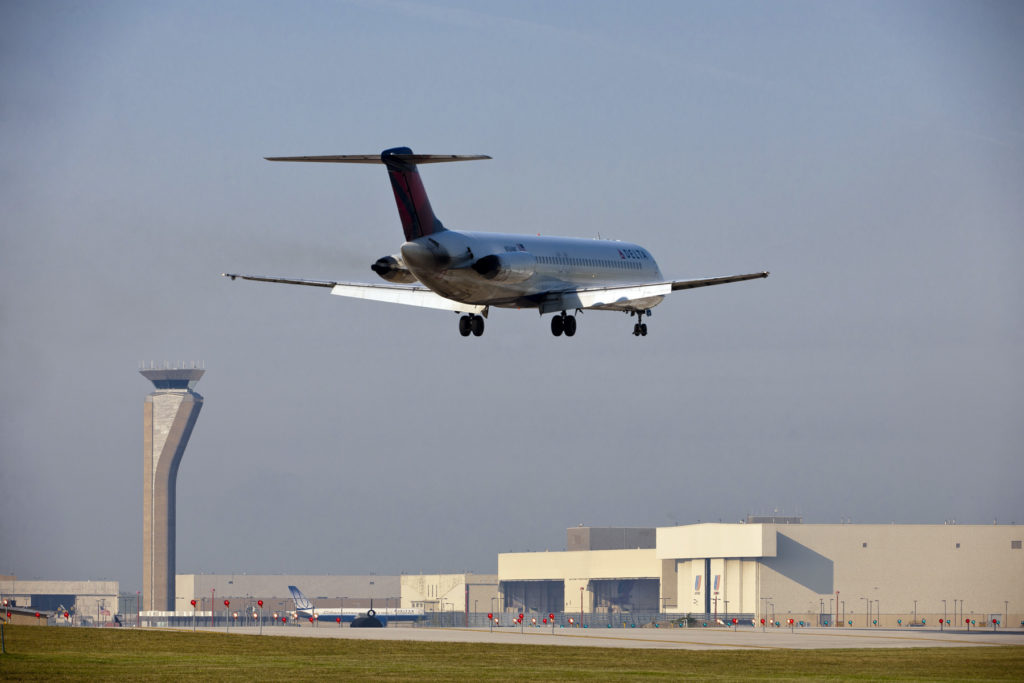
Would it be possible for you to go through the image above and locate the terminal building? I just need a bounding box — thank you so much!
[498,520,1024,627]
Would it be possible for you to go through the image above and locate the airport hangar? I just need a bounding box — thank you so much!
[498,519,1024,627]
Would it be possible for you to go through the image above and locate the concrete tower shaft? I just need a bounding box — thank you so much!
[141,368,204,612]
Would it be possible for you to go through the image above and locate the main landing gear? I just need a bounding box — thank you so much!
[458,313,485,337]
[631,309,650,337]
[550,311,578,337]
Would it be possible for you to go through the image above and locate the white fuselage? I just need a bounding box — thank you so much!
[400,230,666,310]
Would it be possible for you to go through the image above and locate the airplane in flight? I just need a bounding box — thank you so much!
[224,147,767,337]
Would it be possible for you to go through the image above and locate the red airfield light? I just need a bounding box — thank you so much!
[336,617,341,624]
[282,617,287,623]
[224,600,230,608]
[549,613,555,621]
[64,611,70,619]
[760,618,766,625]
[258,600,263,607]
[487,613,493,620]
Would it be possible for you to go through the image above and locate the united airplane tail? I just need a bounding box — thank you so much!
[265,148,490,241]
[287,585,314,612]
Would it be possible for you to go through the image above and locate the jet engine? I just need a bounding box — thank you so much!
[471,252,537,283]
[371,254,417,283]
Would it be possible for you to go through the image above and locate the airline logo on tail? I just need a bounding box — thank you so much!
[287,585,313,611]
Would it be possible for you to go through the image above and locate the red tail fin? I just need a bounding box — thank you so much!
[382,147,443,241]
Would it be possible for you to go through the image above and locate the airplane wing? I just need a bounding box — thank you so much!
[221,273,488,314]
[539,271,769,314]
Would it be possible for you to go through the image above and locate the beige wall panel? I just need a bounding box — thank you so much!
[499,549,659,582]
[657,524,776,560]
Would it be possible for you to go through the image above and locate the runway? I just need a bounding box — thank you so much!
[199,625,1024,650]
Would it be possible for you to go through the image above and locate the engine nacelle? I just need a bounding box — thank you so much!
[371,254,417,283]
[472,252,537,283]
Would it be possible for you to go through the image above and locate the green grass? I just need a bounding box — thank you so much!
[0,625,1021,681]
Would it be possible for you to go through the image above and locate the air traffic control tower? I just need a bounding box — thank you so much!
[140,365,204,612]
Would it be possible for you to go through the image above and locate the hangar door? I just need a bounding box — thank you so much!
[590,579,659,613]
[499,581,564,615]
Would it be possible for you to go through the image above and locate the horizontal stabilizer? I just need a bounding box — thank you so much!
[265,154,490,164]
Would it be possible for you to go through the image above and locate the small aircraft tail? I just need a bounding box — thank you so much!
[265,148,489,242]
[287,585,314,611]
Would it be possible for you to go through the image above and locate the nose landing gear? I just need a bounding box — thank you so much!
[550,311,577,337]
[458,313,485,337]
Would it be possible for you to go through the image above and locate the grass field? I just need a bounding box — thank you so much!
[0,625,1022,681]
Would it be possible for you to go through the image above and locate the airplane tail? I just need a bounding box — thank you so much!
[265,148,490,241]
[287,585,314,611]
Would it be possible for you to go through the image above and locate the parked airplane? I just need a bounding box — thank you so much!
[287,585,422,625]
[224,147,767,337]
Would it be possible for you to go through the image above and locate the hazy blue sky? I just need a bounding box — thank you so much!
[2,0,1022,592]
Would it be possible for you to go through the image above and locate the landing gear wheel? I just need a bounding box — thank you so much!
[459,315,471,337]
[471,315,485,337]
[563,315,577,337]
[551,315,564,337]
[631,309,651,337]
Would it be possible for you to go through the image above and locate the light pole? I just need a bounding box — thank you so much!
[942,599,947,626]
[861,597,869,627]
[761,596,772,625]
[913,600,917,625]
[874,600,879,627]
[580,586,584,628]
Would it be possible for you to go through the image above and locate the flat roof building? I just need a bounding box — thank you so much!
[498,523,1024,627]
